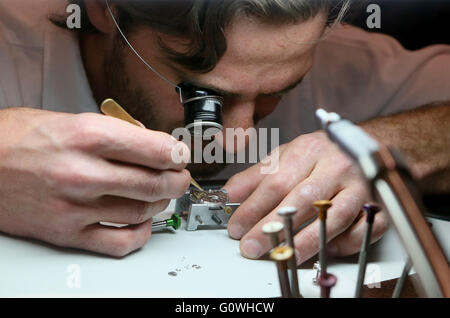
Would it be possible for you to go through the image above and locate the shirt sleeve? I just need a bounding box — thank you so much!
[0,23,24,108]
[309,25,450,122]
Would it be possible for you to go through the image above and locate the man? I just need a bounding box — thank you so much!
[0,0,449,262]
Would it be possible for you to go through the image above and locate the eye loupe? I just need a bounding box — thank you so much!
[105,1,224,141]
[177,83,224,140]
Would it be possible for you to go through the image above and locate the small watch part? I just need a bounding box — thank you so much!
[189,188,228,204]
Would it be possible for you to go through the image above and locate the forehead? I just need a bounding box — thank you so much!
[192,13,327,96]
[224,13,327,65]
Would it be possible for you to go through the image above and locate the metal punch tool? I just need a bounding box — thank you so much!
[316,108,450,298]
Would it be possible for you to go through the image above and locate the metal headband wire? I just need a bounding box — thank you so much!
[105,0,183,102]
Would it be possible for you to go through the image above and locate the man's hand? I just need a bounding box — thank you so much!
[0,107,191,257]
[224,131,389,264]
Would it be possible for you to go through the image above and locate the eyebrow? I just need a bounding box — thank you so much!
[180,76,305,99]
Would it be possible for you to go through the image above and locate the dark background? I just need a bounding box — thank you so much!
[339,0,450,50]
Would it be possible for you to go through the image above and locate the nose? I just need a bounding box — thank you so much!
[223,99,256,131]
[217,99,256,153]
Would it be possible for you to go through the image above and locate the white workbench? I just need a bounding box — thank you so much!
[0,201,448,298]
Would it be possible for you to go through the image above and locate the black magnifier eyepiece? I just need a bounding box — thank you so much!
[177,83,224,139]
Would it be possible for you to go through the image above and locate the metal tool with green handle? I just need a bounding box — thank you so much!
[152,213,181,231]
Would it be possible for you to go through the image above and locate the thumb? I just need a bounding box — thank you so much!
[223,163,266,203]
[223,145,284,203]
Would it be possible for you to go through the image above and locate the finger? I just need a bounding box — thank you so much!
[103,163,191,202]
[236,168,342,259]
[292,187,366,264]
[326,210,389,258]
[223,163,266,203]
[78,219,153,257]
[223,146,285,203]
[56,156,191,202]
[229,147,349,242]
[228,145,318,239]
[65,158,191,202]
[72,113,189,171]
[80,196,170,225]
[266,153,364,235]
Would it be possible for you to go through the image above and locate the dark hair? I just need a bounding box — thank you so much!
[54,0,349,72]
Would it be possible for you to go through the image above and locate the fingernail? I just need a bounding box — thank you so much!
[241,239,262,259]
[327,245,338,257]
[176,141,190,153]
[228,223,244,239]
[170,141,190,164]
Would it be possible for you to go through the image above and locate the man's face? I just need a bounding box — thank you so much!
[104,12,327,177]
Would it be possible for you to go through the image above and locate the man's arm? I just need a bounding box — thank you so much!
[362,102,450,194]
[224,103,450,263]
[0,107,191,256]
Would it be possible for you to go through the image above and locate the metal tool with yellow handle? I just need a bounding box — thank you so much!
[100,98,204,191]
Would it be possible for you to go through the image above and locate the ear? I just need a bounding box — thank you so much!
[84,0,116,34]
